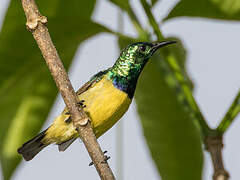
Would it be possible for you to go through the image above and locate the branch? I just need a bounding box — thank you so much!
[205,136,229,180]
[21,0,115,179]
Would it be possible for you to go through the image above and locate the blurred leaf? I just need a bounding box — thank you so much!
[211,0,240,15]
[136,57,203,180]
[164,0,240,21]
[119,37,203,180]
[0,0,111,179]
[108,0,130,11]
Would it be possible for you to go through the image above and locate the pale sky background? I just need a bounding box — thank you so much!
[1,0,240,179]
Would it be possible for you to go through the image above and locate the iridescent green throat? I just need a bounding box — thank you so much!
[106,46,148,99]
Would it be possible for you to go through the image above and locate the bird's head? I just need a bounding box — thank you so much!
[122,41,176,63]
[112,41,176,77]
[108,41,176,98]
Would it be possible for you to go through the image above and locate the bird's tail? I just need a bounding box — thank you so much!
[17,129,49,161]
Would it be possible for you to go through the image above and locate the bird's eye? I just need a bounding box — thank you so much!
[139,46,146,52]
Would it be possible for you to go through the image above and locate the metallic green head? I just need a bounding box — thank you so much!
[122,41,174,63]
[108,41,176,98]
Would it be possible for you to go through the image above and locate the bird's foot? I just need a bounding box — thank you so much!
[65,111,70,115]
[89,161,94,166]
[64,100,88,124]
[89,151,110,166]
[64,116,71,123]
[65,100,85,115]
[77,100,86,108]
[101,154,110,164]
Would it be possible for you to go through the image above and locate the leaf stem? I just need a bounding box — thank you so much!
[21,0,115,179]
[217,90,240,134]
[140,0,164,40]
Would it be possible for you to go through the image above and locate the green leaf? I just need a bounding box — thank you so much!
[0,0,111,179]
[164,0,240,21]
[119,37,203,180]
[211,0,240,15]
[136,58,203,180]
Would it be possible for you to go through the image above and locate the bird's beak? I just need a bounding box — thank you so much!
[150,41,177,53]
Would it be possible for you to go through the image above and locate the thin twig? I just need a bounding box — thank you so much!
[205,136,229,180]
[20,0,115,179]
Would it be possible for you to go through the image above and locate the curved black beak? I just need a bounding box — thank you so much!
[151,41,177,53]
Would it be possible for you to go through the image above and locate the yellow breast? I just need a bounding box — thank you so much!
[44,76,132,144]
[79,76,132,137]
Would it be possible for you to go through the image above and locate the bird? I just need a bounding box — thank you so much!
[17,41,176,161]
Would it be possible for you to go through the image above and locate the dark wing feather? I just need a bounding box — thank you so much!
[58,138,76,152]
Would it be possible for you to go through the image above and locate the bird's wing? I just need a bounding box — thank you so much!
[76,68,110,95]
[58,138,76,151]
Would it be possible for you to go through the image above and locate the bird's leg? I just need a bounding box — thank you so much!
[89,151,110,166]
[101,151,110,164]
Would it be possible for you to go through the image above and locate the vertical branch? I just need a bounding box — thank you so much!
[21,0,115,179]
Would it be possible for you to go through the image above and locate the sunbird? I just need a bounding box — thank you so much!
[18,41,175,161]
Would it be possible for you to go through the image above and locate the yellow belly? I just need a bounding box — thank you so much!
[43,76,132,144]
